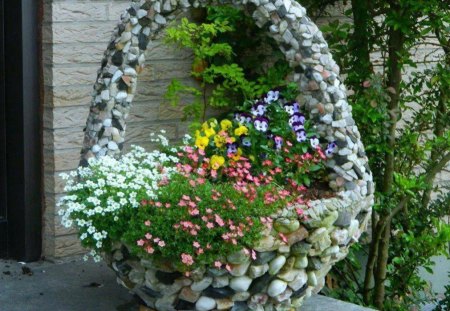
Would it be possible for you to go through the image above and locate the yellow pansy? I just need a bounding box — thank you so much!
[204,127,216,138]
[234,125,248,136]
[214,135,226,148]
[195,136,209,150]
[210,155,225,170]
[231,148,243,161]
[220,119,232,131]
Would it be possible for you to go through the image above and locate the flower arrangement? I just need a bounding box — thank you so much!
[59,88,337,270]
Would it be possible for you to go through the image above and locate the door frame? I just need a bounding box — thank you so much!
[1,0,42,261]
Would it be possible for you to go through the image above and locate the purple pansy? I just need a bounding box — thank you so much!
[254,116,269,132]
[226,142,238,154]
[296,130,307,143]
[310,136,320,149]
[251,101,267,116]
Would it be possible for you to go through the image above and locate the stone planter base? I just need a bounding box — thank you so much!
[104,194,373,311]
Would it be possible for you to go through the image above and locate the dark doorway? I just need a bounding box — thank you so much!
[0,0,42,261]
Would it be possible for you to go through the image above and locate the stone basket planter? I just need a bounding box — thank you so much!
[80,0,375,310]
[103,195,372,310]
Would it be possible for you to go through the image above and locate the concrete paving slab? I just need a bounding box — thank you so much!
[0,259,375,311]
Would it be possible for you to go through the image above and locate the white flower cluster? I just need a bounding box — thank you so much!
[58,142,180,258]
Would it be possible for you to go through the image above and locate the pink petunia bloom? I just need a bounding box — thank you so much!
[137,239,145,246]
[181,253,194,266]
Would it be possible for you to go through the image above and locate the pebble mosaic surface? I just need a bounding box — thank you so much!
[81,0,375,309]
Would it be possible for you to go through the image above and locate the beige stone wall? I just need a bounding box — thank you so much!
[42,0,196,258]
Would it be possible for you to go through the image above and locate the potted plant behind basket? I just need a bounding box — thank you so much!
[60,0,375,310]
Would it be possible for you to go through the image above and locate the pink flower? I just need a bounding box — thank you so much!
[158,241,165,247]
[206,222,215,229]
[154,237,160,243]
[215,214,225,227]
[182,195,190,201]
[197,178,205,184]
[189,208,199,216]
[185,146,193,153]
[225,264,231,272]
[193,241,201,248]
[196,248,204,255]
[165,203,171,208]
[214,261,222,268]
[144,220,151,226]
[181,253,194,266]
[155,202,162,207]
[145,233,152,240]
[251,250,257,260]
[211,170,218,178]
[279,233,288,244]
[146,246,154,254]
[137,239,145,246]
[189,179,196,187]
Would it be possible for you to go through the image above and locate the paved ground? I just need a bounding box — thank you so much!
[0,258,375,311]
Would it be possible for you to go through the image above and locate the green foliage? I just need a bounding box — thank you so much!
[314,0,450,309]
[123,173,285,271]
[164,6,292,121]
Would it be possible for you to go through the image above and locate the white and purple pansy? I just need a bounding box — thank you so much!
[274,136,283,150]
[264,90,280,104]
[251,101,267,116]
[284,102,300,115]
[289,113,306,126]
[292,121,304,132]
[226,142,238,154]
[254,116,269,132]
[240,136,252,147]
[235,112,253,124]
[310,136,320,149]
[325,142,337,156]
[296,129,307,143]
